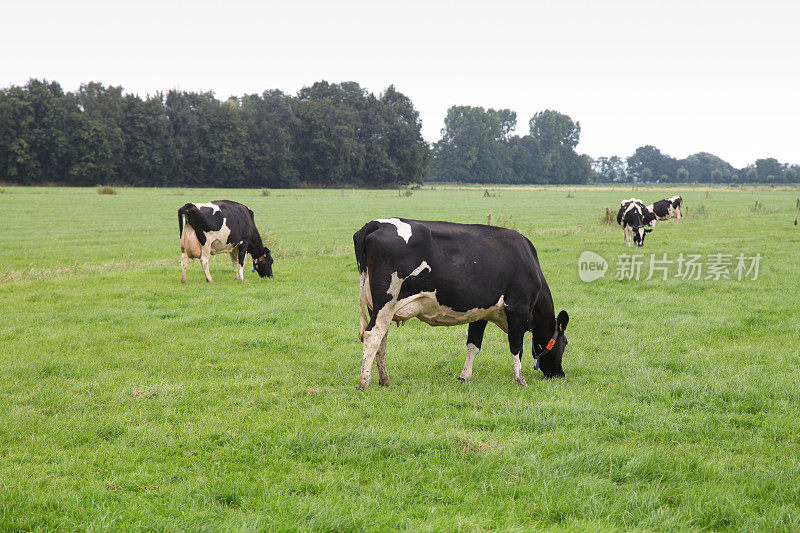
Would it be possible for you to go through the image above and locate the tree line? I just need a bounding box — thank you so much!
[427,107,594,184]
[595,145,800,184]
[1,79,798,186]
[0,79,429,187]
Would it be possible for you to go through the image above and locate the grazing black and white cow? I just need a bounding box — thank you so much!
[647,195,683,223]
[178,200,273,283]
[353,218,570,389]
[617,198,654,247]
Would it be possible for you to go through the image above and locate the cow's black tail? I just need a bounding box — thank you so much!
[178,203,207,237]
[353,220,382,273]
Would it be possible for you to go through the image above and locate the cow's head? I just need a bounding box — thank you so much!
[536,310,569,378]
[628,209,650,247]
[253,247,274,278]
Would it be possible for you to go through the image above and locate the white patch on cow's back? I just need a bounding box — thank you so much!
[193,201,221,214]
[375,218,412,243]
[624,201,643,215]
[621,197,640,207]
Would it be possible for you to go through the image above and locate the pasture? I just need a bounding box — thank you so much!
[1,185,800,531]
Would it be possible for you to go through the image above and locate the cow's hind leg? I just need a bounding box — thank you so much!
[506,311,528,386]
[180,250,188,284]
[376,330,390,387]
[359,312,392,389]
[459,320,487,381]
[201,250,213,283]
[358,273,395,390]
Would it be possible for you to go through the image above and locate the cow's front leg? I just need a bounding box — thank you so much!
[506,312,528,386]
[459,320,487,381]
[230,251,241,280]
[376,330,390,387]
[237,245,248,280]
[200,251,213,283]
[180,250,188,284]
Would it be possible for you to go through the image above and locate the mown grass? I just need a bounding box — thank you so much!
[1,185,800,530]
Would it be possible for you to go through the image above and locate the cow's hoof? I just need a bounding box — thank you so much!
[181,279,186,284]
[379,378,391,387]
[515,376,528,387]
[357,381,370,390]
[457,376,466,382]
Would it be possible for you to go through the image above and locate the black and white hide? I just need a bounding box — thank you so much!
[178,200,273,283]
[647,195,683,223]
[353,218,570,389]
[616,198,653,246]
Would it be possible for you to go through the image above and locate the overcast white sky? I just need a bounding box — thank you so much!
[2,0,798,167]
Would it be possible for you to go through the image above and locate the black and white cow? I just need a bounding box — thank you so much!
[647,195,683,223]
[617,198,654,246]
[353,218,570,389]
[178,200,273,283]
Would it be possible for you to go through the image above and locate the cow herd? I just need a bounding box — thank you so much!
[617,195,683,246]
[177,194,683,388]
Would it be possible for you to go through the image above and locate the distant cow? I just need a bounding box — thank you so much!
[178,200,273,283]
[353,218,570,389]
[617,198,654,246]
[647,195,683,223]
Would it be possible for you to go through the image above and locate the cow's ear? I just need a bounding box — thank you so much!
[557,310,569,332]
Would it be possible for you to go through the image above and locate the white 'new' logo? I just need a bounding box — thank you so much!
[578,251,608,282]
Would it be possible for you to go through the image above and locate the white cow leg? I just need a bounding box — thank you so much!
[507,314,527,386]
[511,352,527,386]
[375,331,390,387]
[180,251,188,284]
[230,252,241,280]
[201,252,213,283]
[459,343,480,381]
[359,315,391,390]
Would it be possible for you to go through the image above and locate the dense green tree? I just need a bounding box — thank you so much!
[429,106,517,183]
[0,86,39,183]
[119,93,171,186]
[377,85,430,186]
[529,110,580,151]
[754,158,784,183]
[681,152,734,183]
[240,90,299,187]
[627,145,678,182]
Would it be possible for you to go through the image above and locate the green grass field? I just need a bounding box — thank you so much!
[2,185,800,531]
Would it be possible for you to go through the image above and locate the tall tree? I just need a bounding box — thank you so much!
[429,106,516,183]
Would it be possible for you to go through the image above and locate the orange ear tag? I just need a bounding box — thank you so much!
[546,338,556,350]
